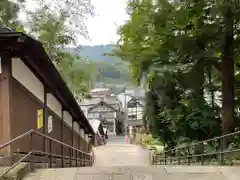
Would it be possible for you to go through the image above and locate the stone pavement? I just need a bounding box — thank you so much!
[93,144,150,166]
[105,135,126,145]
[93,134,150,166]
[23,165,240,180]
[23,135,240,180]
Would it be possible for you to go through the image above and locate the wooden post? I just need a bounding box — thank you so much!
[61,108,64,167]
[0,55,12,162]
[43,87,48,152]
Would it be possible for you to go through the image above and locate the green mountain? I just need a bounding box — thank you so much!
[66,44,133,86]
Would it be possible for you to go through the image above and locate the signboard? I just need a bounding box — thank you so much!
[48,116,53,133]
[37,109,43,129]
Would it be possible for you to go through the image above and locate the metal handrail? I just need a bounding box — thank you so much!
[33,130,90,155]
[0,152,34,177]
[156,130,240,155]
[153,130,240,165]
[0,129,90,155]
[0,129,34,149]
[0,129,94,178]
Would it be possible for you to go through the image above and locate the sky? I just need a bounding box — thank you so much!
[78,0,129,46]
[21,0,129,46]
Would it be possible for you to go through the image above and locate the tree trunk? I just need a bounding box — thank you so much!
[221,6,234,148]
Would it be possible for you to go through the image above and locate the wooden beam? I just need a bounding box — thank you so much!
[0,54,12,160]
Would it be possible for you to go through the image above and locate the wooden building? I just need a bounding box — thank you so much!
[80,93,123,135]
[0,31,94,164]
[127,97,144,128]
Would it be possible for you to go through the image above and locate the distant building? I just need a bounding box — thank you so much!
[117,89,145,131]
[79,87,124,135]
[127,97,144,128]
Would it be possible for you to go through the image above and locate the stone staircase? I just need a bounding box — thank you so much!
[93,144,150,166]
[17,135,240,179]
[106,134,126,145]
[23,165,240,180]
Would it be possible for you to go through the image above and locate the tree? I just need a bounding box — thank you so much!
[115,0,233,149]
[34,0,93,40]
[0,0,95,99]
[220,0,235,141]
[28,8,75,61]
[0,0,25,30]
[27,6,96,99]
[57,52,96,100]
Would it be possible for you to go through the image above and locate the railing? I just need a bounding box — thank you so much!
[0,129,93,178]
[152,130,240,166]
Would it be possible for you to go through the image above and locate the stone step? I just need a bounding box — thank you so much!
[0,162,32,180]
[22,165,239,180]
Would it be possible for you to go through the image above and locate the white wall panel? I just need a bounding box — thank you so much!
[73,122,80,134]
[12,58,44,102]
[63,111,72,128]
[80,129,84,138]
[85,134,88,142]
[47,94,62,117]
[81,107,88,117]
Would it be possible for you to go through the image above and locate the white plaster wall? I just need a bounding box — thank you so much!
[85,134,88,142]
[117,93,132,109]
[81,107,88,117]
[63,111,72,128]
[47,93,62,117]
[80,129,84,138]
[12,58,44,102]
[73,122,80,134]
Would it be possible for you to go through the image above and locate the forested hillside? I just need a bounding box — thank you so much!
[66,45,133,85]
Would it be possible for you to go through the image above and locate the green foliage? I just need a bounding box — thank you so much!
[56,52,95,100]
[116,0,240,150]
[134,133,164,153]
[0,0,94,100]
[26,5,95,99]
[34,0,92,38]
[0,0,25,29]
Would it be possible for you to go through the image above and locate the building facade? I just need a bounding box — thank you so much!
[80,87,123,135]
[127,97,144,128]
[117,91,145,131]
[0,31,94,165]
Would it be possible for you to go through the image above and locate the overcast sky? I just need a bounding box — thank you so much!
[21,0,129,46]
[78,0,129,46]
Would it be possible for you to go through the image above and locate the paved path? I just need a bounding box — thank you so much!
[94,144,150,166]
[24,165,240,180]
[23,135,240,179]
[106,135,126,145]
[93,135,150,166]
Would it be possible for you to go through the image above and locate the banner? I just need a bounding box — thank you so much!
[48,116,53,133]
[37,109,43,129]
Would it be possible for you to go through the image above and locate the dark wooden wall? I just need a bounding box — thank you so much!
[10,78,91,162]
[11,78,44,153]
